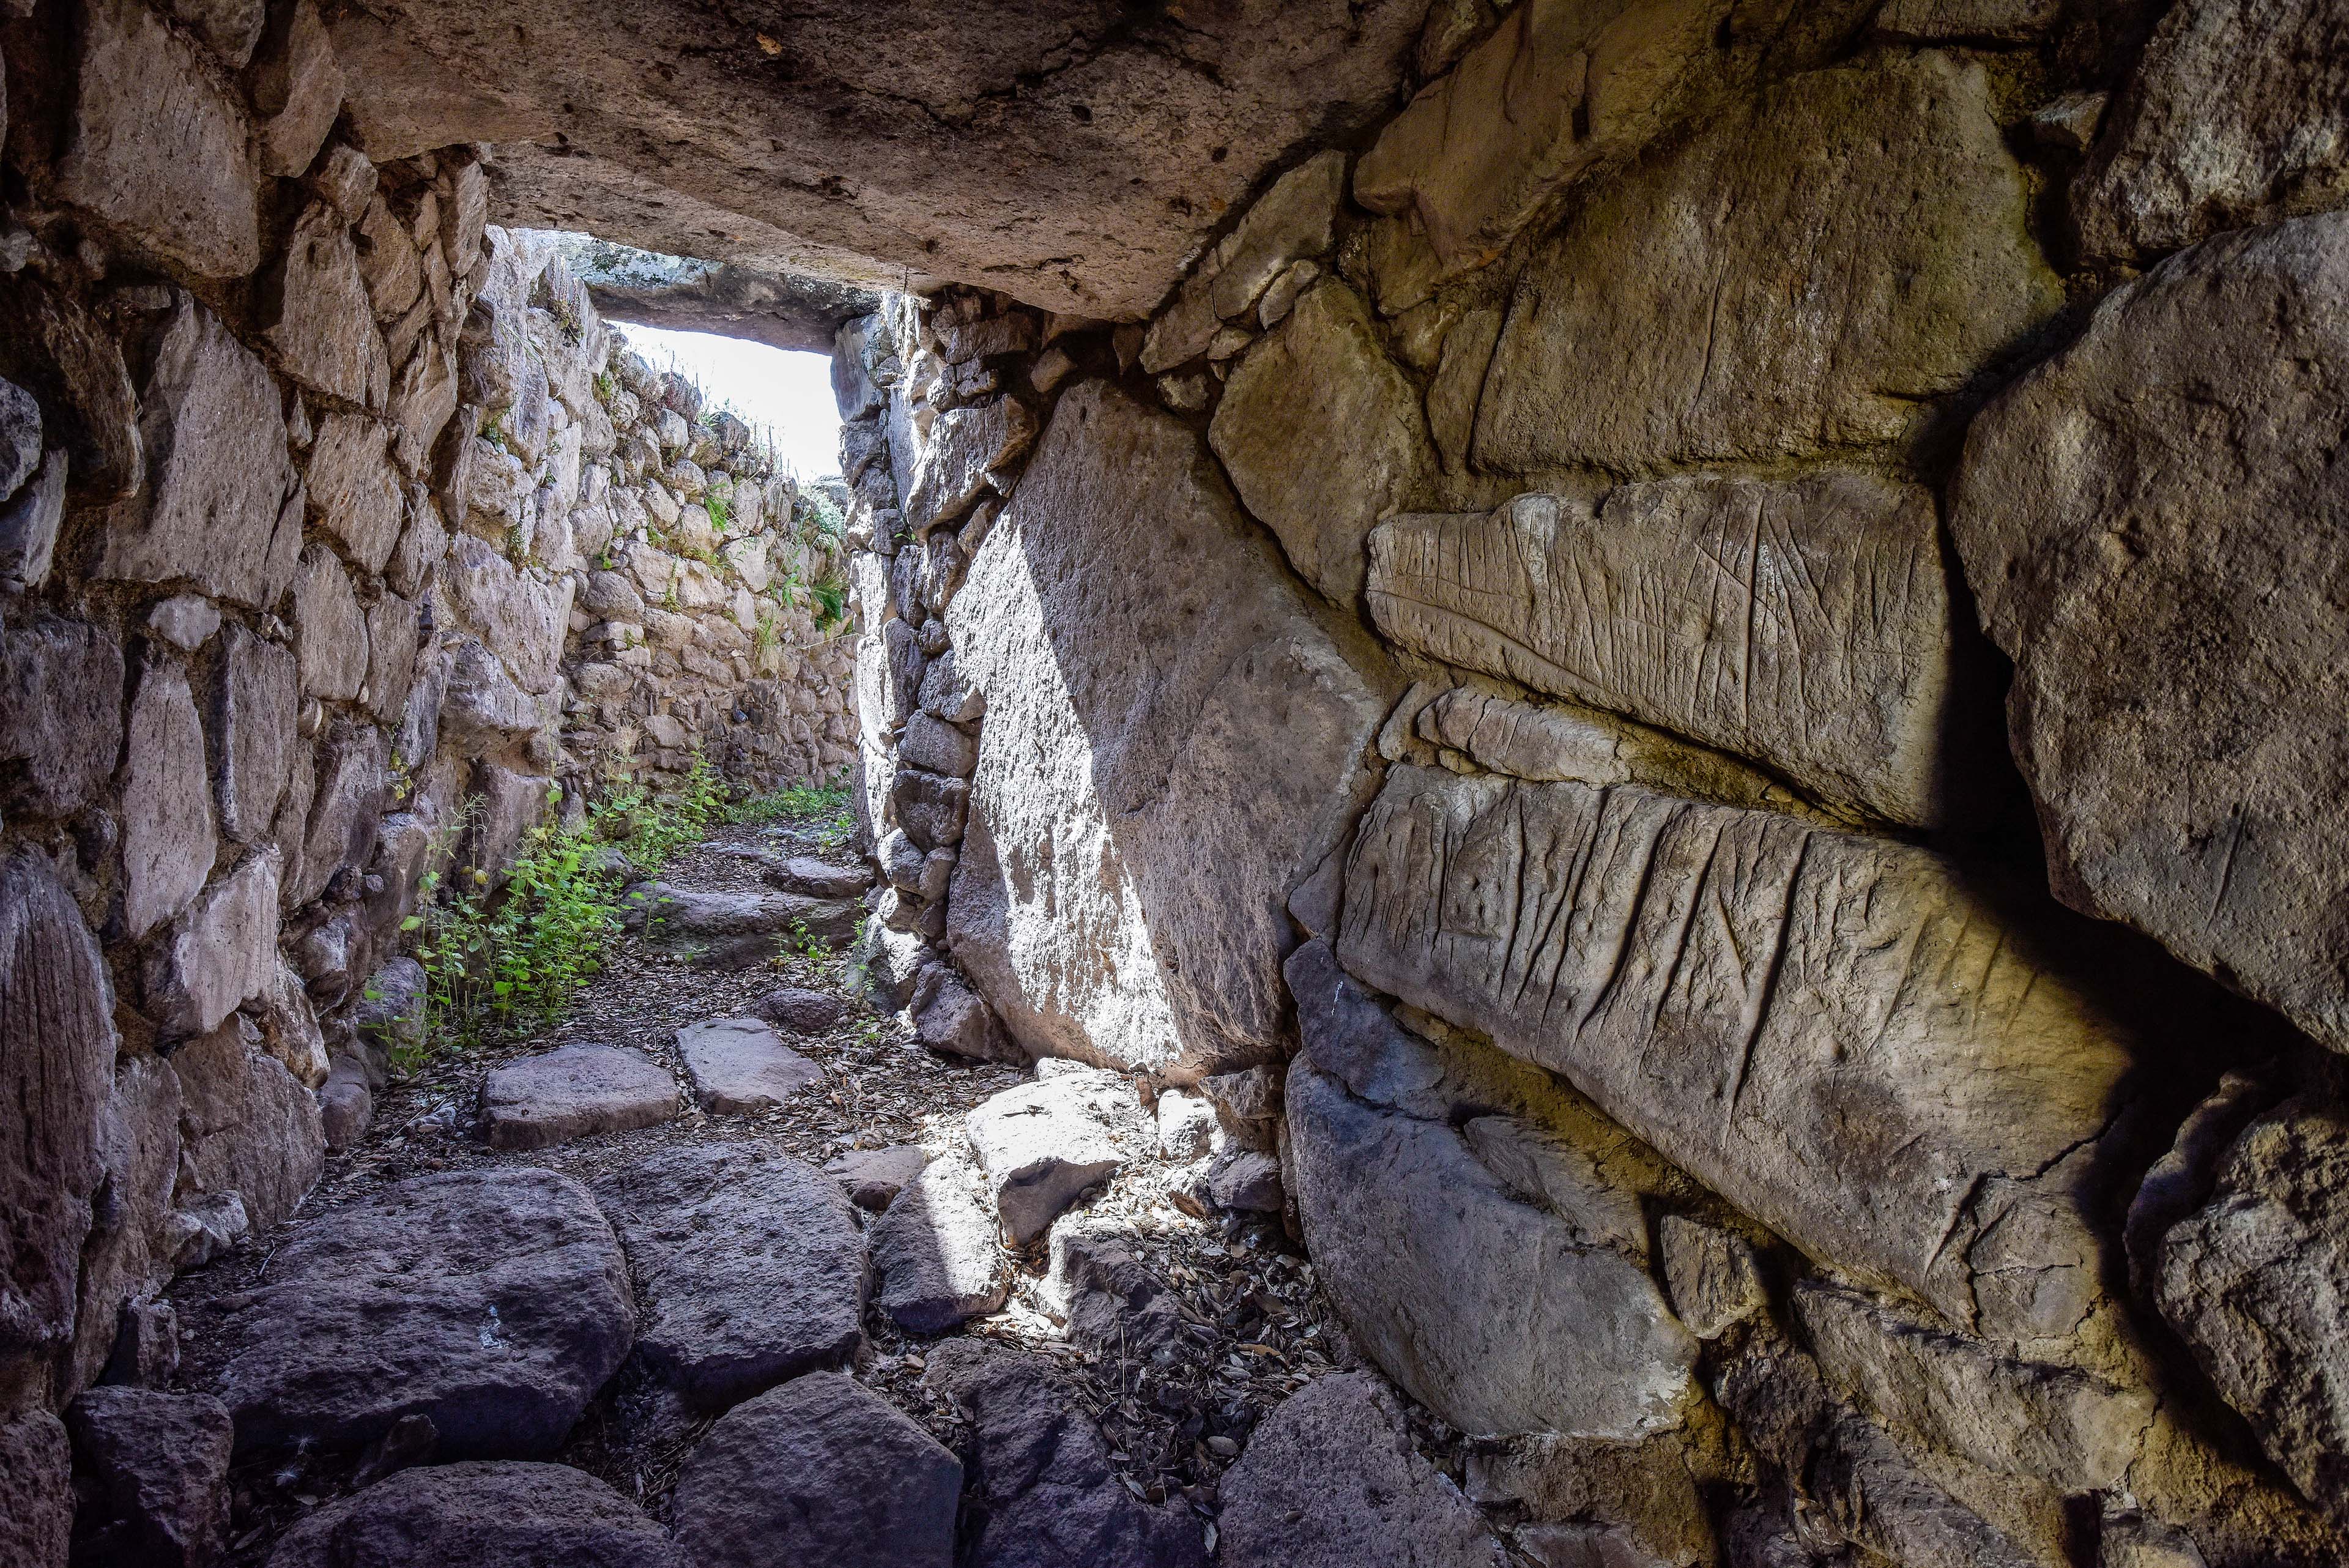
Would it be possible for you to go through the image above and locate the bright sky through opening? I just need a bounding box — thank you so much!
[618,325,844,485]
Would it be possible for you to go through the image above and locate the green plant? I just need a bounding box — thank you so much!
[752,606,782,658]
[726,773,854,846]
[661,573,682,612]
[810,578,848,631]
[400,794,627,1059]
[596,369,617,401]
[705,490,733,533]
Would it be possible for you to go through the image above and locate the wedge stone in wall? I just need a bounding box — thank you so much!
[2073,0,2349,262]
[945,381,1389,1076]
[305,412,406,574]
[1210,280,1434,607]
[1335,765,2140,1342]
[1368,472,1964,827]
[1950,210,2349,1055]
[1474,53,2059,472]
[121,662,220,939]
[264,201,392,409]
[102,301,299,610]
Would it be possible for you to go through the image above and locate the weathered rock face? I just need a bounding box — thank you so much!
[2074,0,2349,262]
[552,234,877,353]
[1474,54,2059,473]
[1209,280,1434,606]
[965,1066,1152,1245]
[332,0,1439,318]
[1335,766,2141,1339]
[65,1386,235,1568]
[1219,1373,1504,1568]
[2152,1098,2349,1523]
[1951,212,2349,1055]
[478,1043,678,1150]
[870,1148,1008,1334]
[944,381,1390,1076]
[1368,472,1968,827]
[265,1461,685,1568]
[1285,941,1696,1439]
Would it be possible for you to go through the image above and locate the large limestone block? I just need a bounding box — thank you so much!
[1354,0,1726,293]
[56,0,262,277]
[292,545,368,701]
[902,395,1036,533]
[2074,0,2349,262]
[439,534,573,693]
[102,301,299,610]
[944,381,1390,1075]
[0,851,119,1364]
[1285,1009,1696,1438]
[1474,54,2059,473]
[965,1066,1152,1245]
[145,849,280,1041]
[2153,1098,2349,1525]
[264,202,392,408]
[1368,472,1965,826]
[1335,766,2142,1341]
[170,1019,327,1238]
[1141,151,1347,371]
[305,413,406,574]
[248,0,346,177]
[122,663,220,939]
[1209,280,1434,606]
[1950,212,2349,1054]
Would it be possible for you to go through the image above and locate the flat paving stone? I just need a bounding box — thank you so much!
[265,1461,683,1568]
[478,1043,677,1150]
[674,1372,960,1568]
[678,1017,823,1115]
[592,1143,866,1408]
[198,1167,633,1457]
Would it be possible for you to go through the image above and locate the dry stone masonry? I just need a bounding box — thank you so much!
[9,0,2349,1565]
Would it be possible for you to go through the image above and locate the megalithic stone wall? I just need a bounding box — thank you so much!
[0,2,855,1522]
[836,3,2349,1564]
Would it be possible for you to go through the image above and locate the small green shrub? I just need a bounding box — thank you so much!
[705,491,733,533]
[810,578,848,631]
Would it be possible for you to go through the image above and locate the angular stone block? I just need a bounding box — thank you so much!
[480,1044,677,1151]
[121,663,219,939]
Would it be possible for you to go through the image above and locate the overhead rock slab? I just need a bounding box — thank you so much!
[1949,210,2349,1055]
[1368,472,1967,826]
[1334,766,2144,1341]
[335,0,1437,319]
[677,1017,824,1114]
[551,233,877,354]
[1474,54,2059,472]
[592,1143,866,1408]
[2151,1096,2349,1525]
[965,1065,1152,1245]
[871,1148,1008,1333]
[945,380,1390,1076]
[199,1167,633,1456]
[2073,0,2349,261]
[674,1373,961,1568]
[1219,1372,1504,1568]
[479,1043,677,1150]
[265,1461,683,1568]
[927,1340,1209,1567]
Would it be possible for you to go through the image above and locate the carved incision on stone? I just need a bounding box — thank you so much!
[1367,472,1964,826]
[1473,54,2060,472]
[1951,211,2349,1055]
[1335,765,2140,1340]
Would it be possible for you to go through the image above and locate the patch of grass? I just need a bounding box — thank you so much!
[727,772,855,847]
[705,490,732,533]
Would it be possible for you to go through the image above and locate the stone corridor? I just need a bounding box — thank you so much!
[9,0,2349,1566]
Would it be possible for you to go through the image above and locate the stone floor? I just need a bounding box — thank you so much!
[143,816,1518,1567]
